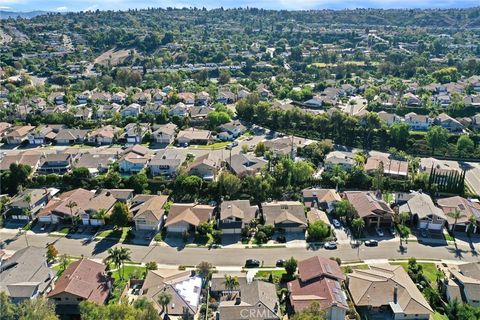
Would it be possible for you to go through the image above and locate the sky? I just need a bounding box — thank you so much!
[0,0,478,12]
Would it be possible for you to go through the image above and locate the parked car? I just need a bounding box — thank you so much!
[324,241,337,249]
[276,259,286,267]
[332,219,341,228]
[364,240,378,247]
[376,228,384,237]
[245,259,261,268]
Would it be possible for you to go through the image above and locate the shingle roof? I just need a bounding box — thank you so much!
[164,203,214,227]
[347,264,433,315]
[47,259,110,304]
[261,201,307,226]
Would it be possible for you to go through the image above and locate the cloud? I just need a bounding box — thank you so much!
[56,6,68,11]
[0,6,11,9]
[83,4,98,11]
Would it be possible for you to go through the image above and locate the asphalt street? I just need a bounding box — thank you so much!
[2,231,479,267]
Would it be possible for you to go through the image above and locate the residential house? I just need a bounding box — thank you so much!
[143,104,165,116]
[5,125,35,144]
[74,153,114,175]
[437,196,480,233]
[302,188,341,213]
[76,92,89,104]
[118,151,151,174]
[27,125,64,145]
[97,103,122,119]
[38,153,73,174]
[344,191,394,228]
[90,91,111,103]
[48,92,65,105]
[347,264,433,320]
[404,112,432,131]
[403,93,422,106]
[443,262,480,307]
[187,154,218,181]
[121,103,142,117]
[150,89,166,104]
[164,203,214,234]
[190,106,212,120]
[152,123,177,144]
[261,201,307,233]
[435,113,464,133]
[140,268,202,317]
[124,122,150,144]
[464,95,480,107]
[5,188,58,221]
[377,111,403,126]
[38,188,117,225]
[75,107,93,121]
[396,191,446,231]
[148,149,186,177]
[54,129,89,145]
[168,102,188,118]
[0,246,54,303]
[0,122,12,137]
[287,256,348,320]
[178,92,195,105]
[324,150,356,171]
[217,90,236,104]
[47,259,110,316]
[195,91,210,106]
[176,128,212,145]
[219,200,258,234]
[0,153,42,171]
[111,92,126,104]
[88,125,118,145]
[264,136,311,157]
[364,154,409,178]
[210,273,281,320]
[218,120,247,141]
[106,189,134,204]
[132,91,151,105]
[226,153,267,177]
[130,195,169,231]
[237,89,251,100]
[257,85,271,100]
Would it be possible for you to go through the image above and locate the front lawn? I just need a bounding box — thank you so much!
[57,227,70,234]
[97,227,130,242]
[391,262,440,285]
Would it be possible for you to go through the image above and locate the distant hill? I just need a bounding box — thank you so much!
[0,11,47,19]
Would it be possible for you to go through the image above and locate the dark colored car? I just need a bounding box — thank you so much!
[276,259,286,267]
[245,259,261,268]
[364,240,379,247]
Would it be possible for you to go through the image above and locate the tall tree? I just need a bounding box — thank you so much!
[426,126,449,155]
[105,247,131,280]
[157,291,172,315]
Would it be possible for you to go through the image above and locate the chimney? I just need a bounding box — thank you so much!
[235,296,241,305]
[393,285,398,304]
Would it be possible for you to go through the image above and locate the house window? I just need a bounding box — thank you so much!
[54,298,61,301]
[281,205,288,210]
[77,298,84,301]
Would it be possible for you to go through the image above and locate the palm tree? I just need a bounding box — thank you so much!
[157,290,172,315]
[351,218,365,238]
[91,209,108,222]
[66,200,78,227]
[331,164,347,191]
[467,215,477,238]
[105,247,131,280]
[134,122,143,144]
[447,208,465,240]
[223,275,240,299]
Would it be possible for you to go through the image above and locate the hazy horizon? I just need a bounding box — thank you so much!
[0,0,479,13]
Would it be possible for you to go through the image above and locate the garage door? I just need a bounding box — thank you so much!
[222,228,240,234]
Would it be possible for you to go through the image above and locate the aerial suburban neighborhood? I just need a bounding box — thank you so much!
[1,5,480,320]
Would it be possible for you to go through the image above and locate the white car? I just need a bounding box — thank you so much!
[332,219,341,228]
[376,228,384,237]
[324,241,337,250]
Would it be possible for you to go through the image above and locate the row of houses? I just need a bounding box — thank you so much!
[1,120,248,146]
[5,183,479,238]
